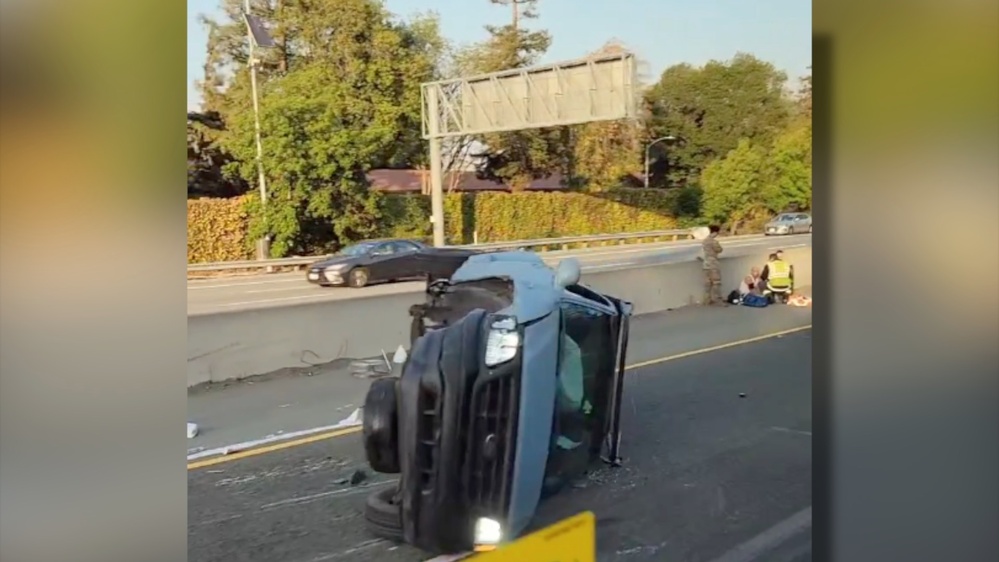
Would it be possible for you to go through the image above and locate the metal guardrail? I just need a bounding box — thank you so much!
[187,228,695,273]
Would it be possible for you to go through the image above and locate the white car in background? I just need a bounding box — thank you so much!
[764,213,812,235]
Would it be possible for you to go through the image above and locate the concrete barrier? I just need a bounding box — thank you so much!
[187,247,811,387]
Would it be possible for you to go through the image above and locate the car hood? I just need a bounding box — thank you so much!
[767,220,793,227]
[310,255,359,269]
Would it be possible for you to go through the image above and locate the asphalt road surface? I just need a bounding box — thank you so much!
[188,330,812,562]
[187,234,811,316]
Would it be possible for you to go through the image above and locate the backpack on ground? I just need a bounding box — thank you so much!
[741,293,769,308]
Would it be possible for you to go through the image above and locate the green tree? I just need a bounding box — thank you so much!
[467,0,564,190]
[700,138,769,234]
[564,40,647,191]
[796,67,812,121]
[644,53,793,187]
[762,119,812,213]
[187,111,246,198]
[569,120,644,191]
[200,0,441,255]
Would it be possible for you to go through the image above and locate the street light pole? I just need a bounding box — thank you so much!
[644,134,676,189]
[245,0,269,259]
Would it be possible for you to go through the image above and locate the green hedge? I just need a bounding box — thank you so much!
[187,188,695,262]
[380,189,693,244]
[187,195,255,263]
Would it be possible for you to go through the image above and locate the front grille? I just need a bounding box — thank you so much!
[463,372,519,512]
[416,387,442,492]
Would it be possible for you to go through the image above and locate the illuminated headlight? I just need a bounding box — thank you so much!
[474,517,503,546]
[484,316,519,367]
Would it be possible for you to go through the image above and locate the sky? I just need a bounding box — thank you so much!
[187,0,812,111]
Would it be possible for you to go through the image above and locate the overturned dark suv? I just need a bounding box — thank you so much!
[360,251,633,554]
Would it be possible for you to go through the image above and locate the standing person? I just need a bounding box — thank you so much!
[700,224,725,305]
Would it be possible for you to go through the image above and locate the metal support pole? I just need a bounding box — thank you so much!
[427,87,446,247]
[246,0,269,259]
[644,135,676,189]
[643,143,652,189]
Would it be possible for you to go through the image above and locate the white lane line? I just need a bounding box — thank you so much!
[705,507,812,562]
[189,277,305,290]
[260,480,396,510]
[187,411,362,461]
[245,286,330,295]
[307,538,391,562]
[193,293,379,311]
[770,426,813,437]
[422,554,474,562]
[584,261,638,269]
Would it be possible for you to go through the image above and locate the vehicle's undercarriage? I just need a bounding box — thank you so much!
[408,278,514,342]
[363,257,631,555]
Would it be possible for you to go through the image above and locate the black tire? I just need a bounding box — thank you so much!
[363,378,400,474]
[364,485,403,541]
[348,267,369,288]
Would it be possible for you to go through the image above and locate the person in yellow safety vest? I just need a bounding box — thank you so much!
[760,252,794,293]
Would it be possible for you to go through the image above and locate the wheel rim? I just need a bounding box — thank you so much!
[354,270,367,286]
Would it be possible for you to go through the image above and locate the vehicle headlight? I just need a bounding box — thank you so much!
[474,517,503,546]
[484,316,519,367]
[325,264,347,273]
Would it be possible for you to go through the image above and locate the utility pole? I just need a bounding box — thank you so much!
[427,86,446,247]
[244,0,270,259]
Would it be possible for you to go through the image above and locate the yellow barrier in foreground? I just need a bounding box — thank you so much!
[471,511,595,561]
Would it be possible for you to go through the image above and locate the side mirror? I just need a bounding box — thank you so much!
[555,258,582,288]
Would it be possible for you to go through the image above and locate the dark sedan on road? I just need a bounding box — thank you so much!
[306,239,479,288]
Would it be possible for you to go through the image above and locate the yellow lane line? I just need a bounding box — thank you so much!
[625,324,812,370]
[187,426,363,470]
[188,324,812,471]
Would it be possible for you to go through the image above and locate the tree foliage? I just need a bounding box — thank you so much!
[190,1,813,247]
[187,111,246,198]
[701,139,768,233]
[762,119,812,213]
[644,53,793,187]
[467,0,566,190]
[564,40,648,191]
[796,67,812,121]
[701,114,812,233]
[198,0,442,256]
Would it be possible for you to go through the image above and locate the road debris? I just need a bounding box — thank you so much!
[349,469,368,486]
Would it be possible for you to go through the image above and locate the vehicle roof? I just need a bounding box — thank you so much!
[451,251,563,323]
[349,238,423,245]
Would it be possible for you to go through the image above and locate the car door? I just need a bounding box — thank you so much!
[366,242,396,281]
[786,214,796,233]
[799,214,812,232]
[544,295,616,488]
[390,241,422,279]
